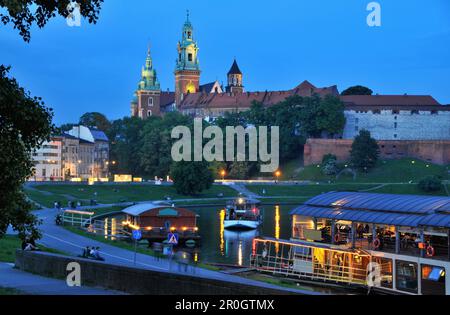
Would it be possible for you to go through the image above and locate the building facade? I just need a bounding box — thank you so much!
[67,126,110,179]
[30,126,110,181]
[31,136,63,181]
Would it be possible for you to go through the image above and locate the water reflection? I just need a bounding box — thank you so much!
[223,229,259,266]
[275,205,280,253]
[219,209,225,256]
[100,205,296,267]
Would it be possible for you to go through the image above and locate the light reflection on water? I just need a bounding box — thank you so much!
[103,205,295,266]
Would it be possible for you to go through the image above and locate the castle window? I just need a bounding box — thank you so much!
[393,110,399,114]
[148,97,153,107]
[188,53,193,62]
[394,134,398,138]
[394,122,398,129]
[187,31,192,39]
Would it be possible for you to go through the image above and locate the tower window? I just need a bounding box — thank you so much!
[187,31,192,39]
[148,97,153,107]
[188,53,193,62]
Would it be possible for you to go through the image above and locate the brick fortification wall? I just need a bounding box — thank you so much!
[15,250,303,295]
[304,139,450,166]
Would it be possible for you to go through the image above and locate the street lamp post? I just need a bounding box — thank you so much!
[275,170,281,183]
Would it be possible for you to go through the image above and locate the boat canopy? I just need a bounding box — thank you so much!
[291,192,450,229]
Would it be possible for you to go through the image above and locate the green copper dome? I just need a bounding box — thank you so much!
[136,47,160,91]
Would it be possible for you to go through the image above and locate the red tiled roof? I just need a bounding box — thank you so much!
[341,95,440,106]
[341,95,448,111]
[179,80,339,110]
[178,80,447,112]
[160,91,175,108]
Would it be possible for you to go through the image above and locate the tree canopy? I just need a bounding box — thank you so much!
[171,161,214,195]
[0,65,54,239]
[341,85,373,96]
[79,112,111,132]
[350,129,380,171]
[0,0,103,42]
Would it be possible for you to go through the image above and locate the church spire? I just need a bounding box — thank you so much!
[175,11,201,106]
[226,58,244,93]
[138,44,160,91]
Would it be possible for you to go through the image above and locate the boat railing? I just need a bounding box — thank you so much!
[251,238,369,286]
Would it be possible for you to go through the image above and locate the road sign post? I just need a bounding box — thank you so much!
[132,229,142,265]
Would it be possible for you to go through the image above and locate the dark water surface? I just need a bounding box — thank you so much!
[194,205,295,266]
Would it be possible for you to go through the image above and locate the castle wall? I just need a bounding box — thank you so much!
[304,138,450,166]
[343,110,450,140]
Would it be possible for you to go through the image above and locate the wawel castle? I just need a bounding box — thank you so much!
[130,12,450,165]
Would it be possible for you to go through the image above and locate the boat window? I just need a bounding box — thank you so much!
[372,257,393,289]
[421,265,446,295]
[395,260,418,293]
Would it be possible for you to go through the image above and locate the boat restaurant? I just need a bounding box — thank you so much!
[252,192,450,295]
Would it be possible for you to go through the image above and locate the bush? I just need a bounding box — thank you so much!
[322,159,339,176]
[322,154,337,165]
[418,176,442,192]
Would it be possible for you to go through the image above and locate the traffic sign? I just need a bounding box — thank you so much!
[168,233,179,245]
[132,229,142,240]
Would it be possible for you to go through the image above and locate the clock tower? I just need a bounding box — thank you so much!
[175,11,201,106]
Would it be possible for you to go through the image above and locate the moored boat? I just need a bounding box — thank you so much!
[224,197,262,230]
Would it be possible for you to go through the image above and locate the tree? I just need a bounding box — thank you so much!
[139,112,192,178]
[321,154,339,176]
[171,161,214,195]
[79,112,111,132]
[418,176,442,193]
[59,123,76,133]
[107,117,145,176]
[0,65,54,239]
[298,95,346,138]
[228,161,253,180]
[350,130,380,171]
[0,0,103,42]
[341,85,373,96]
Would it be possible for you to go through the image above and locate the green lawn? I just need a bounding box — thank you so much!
[0,287,23,295]
[90,206,128,217]
[24,188,69,208]
[28,184,238,205]
[247,183,378,197]
[0,235,65,263]
[296,159,449,183]
[246,183,448,198]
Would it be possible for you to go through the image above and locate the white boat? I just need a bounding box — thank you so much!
[224,197,262,230]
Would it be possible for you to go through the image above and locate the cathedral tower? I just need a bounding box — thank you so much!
[131,46,162,118]
[175,11,201,106]
[226,59,244,94]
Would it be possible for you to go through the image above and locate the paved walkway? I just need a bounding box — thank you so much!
[0,263,125,295]
[32,208,321,295]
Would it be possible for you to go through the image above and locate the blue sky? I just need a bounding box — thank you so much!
[1,0,450,125]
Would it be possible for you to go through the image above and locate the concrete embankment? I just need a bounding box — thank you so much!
[15,250,305,295]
